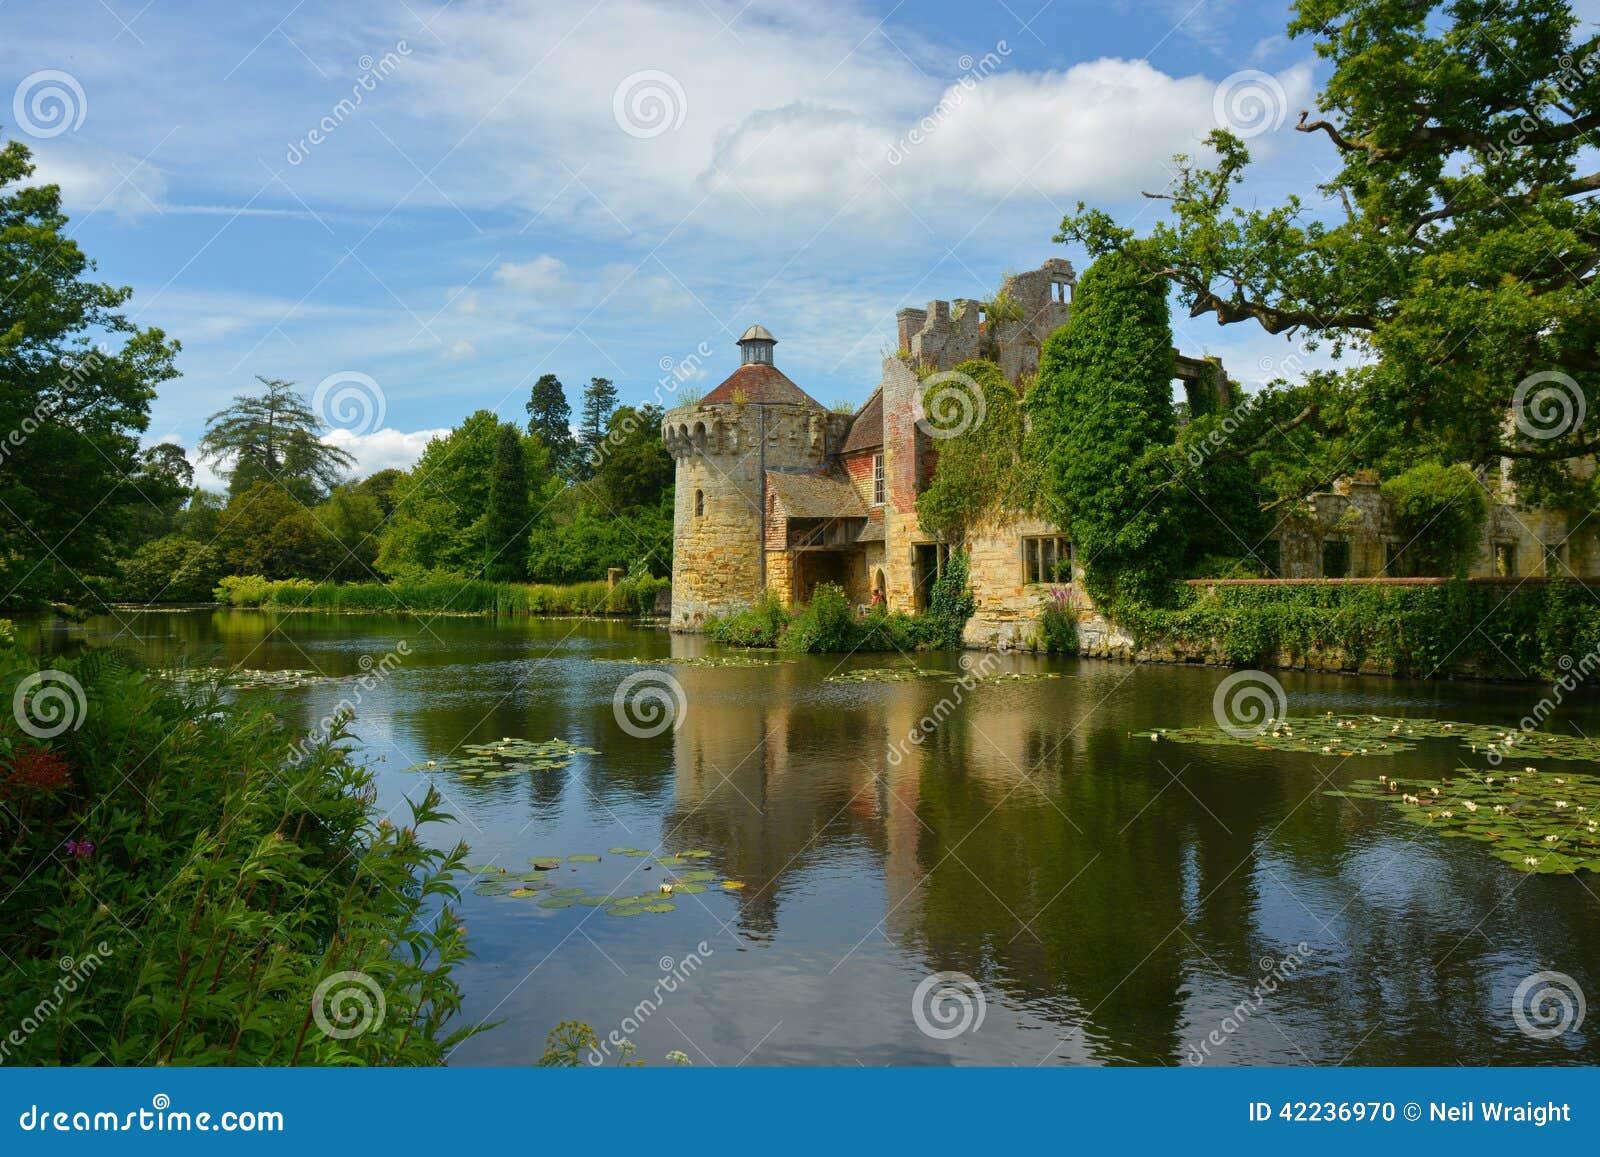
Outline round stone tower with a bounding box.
[661,326,841,630]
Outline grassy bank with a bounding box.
[214,573,670,617]
[0,622,482,1064]
[1116,579,1600,680]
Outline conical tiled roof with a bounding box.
[702,362,825,408]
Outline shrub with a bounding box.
[923,548,977,649]
[0,639,483,1064]
[118,536,224,602]
[780,583,856,653]
[707,591,791,647]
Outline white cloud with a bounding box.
[494,255,571,295]
[322,427,451,478]
[443,338,476,360]
[27,142,168,216]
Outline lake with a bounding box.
[29,609,1600,1066]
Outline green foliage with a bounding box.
[1029,253,1183,610]
[525,373,576,475]
[0,138,181,609]
[216,482,338,579]
[592,404,673,514]
[378,412,549,579]
[711,553,975,653]
[1038,587,1078,654]
[116,535,224,603]
[1121,579,1600,679]
[199,377,354,503]
[779,583,856,653]
[313,484,386,582]
[1380,462,1489,577]
[1060,0,1600,495]
[526,490,672,584]
[576,376,619,478]
[213,573,668,617]
[706,591,791,647]
[915,360,1039,540]
[484,422,531,582]
[924,547,977,650]
[0,637,483,1064]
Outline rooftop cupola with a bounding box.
[737,324,777,366]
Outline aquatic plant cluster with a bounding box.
[1138,711,1600,874]
[464,849,743,916]
[398,737,599,779]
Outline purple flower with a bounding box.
[63,839,95,860]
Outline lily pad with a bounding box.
[567,853,601,863]
[609,847,651,857]
[642,902,676,913]
[538,896,578,909]
[604,906,644,917]
[1329,766,1600,874]
[826,667,964,684]
[721,880,746,890]
[654,855,686,867]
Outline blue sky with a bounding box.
[6,0,1363,486]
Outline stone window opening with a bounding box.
[1322,539,1351,579]
[694,489,704,518]
[1051,279,1071,303]
[1546,542,1565,577]
[872,453,885,506]
[1494,542,1517,577]
[1022,535,1072,584]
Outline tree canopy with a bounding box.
[199,377,355,503]
[1061,0,1599,506]
[0,138,180,607]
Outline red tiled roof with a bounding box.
[840,388,883,453]
[702,362,824,408]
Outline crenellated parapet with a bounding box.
[896,258,1076,384]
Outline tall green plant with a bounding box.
[1029,252,1183,609]
[485,422,531,581]
[0,641,484,1064]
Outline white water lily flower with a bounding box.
[1545,834,1560,843]
[1555,801,1569,808]
[1524,856,1539,866]
[1463,801,1478,812]
[1494,805,1507,814]
[1440,810,1454,819]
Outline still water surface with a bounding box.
[32,609,1600,1066]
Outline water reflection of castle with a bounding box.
[659,651,1218,1063]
